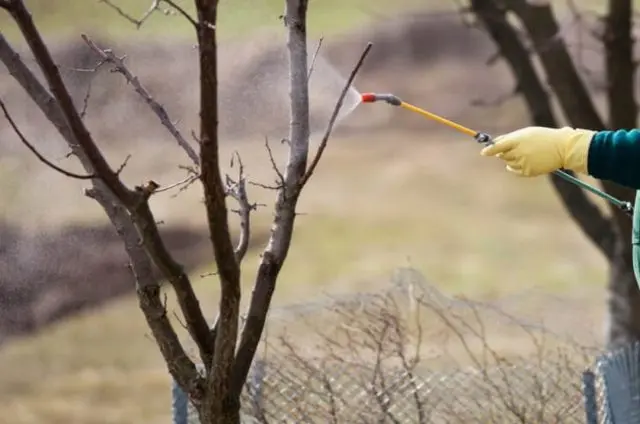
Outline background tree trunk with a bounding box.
[602,0,640,348]
[469,0,640,348]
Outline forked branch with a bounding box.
[3,0,213,392]
[0,23,204,397]
[231,0,372,395]
[81,34,199,166]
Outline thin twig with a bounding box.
[79,79,93,119]
[0,98,96,180]
[225,151,260,263]
[77,59,107,119]
[81,34,199,166]
[307,36,324,81]
[99,0,198,29]
[260,136,285,189]
[154,173,201,194]
[162,0,199,28]
[301,42,372,187]
[99,0,160,28]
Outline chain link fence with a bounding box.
[172,268,640,423]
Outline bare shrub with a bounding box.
[240,268,598,423]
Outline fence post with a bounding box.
[172,378,189,424]
[597,341,640,424]
[248,358,266,415]
[582,369,599,424]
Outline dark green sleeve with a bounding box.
[588,129,640,189]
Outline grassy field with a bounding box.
[1,0,430,41]
[0,124,610,423]
[0,1,617,423]
[1,0,620,41]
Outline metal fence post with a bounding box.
[582,369,599,424]
[248,358,266,416]
[597,342,640,424]
[172,378,189,424]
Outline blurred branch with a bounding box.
[470,0,616,259]
[99,0,198,29]
[602,0,637,233]
[508,0,635,232]
[0,24,204,398]
[507,0,603,129]
[0,98,96,180]
[81,34,199,166]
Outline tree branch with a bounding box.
[231,0,370,397]
[230,0,311,396]
[163,0,199,28]
[3,0,213,389]
[301,42,372,187]
[99,0,199,31]
[507,0,637,239]
[81,34,199,166]
[471,0,617,259]
[7,1,132,203]
[506,0,603,129]
[226,152,258,263]
[0,29,204,398]
[193,0,241,416]
[0,97,96,180]
[99,0,160,28]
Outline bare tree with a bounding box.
[0,0,371,422]
[467,0,640,349]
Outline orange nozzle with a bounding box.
[361,93,376,103]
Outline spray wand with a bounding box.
[360,93,634,217]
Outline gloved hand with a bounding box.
[480,126,596,176]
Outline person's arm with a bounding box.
[481,126,640,190]
[588,129,640,189]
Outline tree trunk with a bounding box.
[603,0,640,349]
[198,396,241,424]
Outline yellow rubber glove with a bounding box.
[480,126,596,176]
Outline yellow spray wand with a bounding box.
[360,93,634,216]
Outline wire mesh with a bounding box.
[171,267,640,423]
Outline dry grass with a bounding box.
[0,7,616,423]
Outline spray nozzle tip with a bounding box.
[360,93,402,106]
[361,93,377,103]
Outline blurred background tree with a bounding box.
[469,0,639,349]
